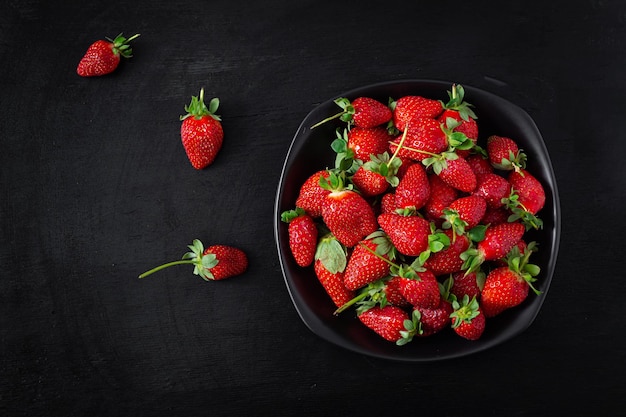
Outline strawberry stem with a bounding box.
[388,124,410,164]
[138,260,195,278]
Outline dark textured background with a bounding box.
[2,0,625,415]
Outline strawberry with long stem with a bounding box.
[139,239,248,281]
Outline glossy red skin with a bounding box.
[388,117,447,162]
[450,271,483,300]
[397,269,441,309]
[478,222,526,261]
[472,172,511,208]
[352,97,392,128]
[76,40,120,76]
[204,245,248,280]
[487,135,519,169]
[181,115,224,169]
[322,190,378,248]
[424,174,458,225]
[288,214,318,267]
[424,230,470,276]
[466,154,494,177]
[343,238,391,291]
[481,266,530,317]
[393,96,443,132]
[358,305,409,342]
[378,212,431,257]
[296,170,331,218]
[508,169,546,214]
[347,126,390,162]
[394,163,431,210]
[313,259,355,308]
[448,195,488,229]
[352,166,388,197]
[415,300,453,337]
[453,308,486,340]
[438,157,477,193]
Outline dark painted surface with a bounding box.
[2,1,625,415]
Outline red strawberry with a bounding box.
[415,299,453,337]
[380,192,398,214]
[138,239,248,281]
[481,242,541,317]
[442,195,487,237]
[466,154,494,178]
[311,96,392,129]
[462,221,526,273]
[77,33,140,77]
[334,275,409,316]
[320,172,378,247]
[396,267,441,309]
[472,172,511,208]
[449,270,485,300]
[313,259,355,308]
[424,174,458,225]
[435,156,477,193]
[486,135,527,172]
[391,95,444,132]
[378,212,431,256]
[439,84,478,140]
[343,232,393,291]
[281,208,318,267]
[423,229,470,276]
[480,206,510,226]
[504,169,546,230]
[295,170,331,218]
[180,88,224,169]
[347,126,391,162]
[450,295,485,340]
[394,163,431,211]
[352,165,389,197]
[358,305,411,343]
[388,117,448,162]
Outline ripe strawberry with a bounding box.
[180,88,224,169]
[343,232,394,291]
[472,172,511,208]
[423,229,470,276]
[415,299,453,337]
[347,126,391,162]
[334,275,409,316]
[281,208,318,267]
[358,305,412,343]
[480,206,510,226]
[442,195,487,237]
[380,192,398,214]
[320,172,378,247]
[395,267,441,309]
[434,155,477,193]
[486,135,527,172]
[462,221,526,273]
[450,295,485,340]
[424,174,458,225]
[481,242,541,317]
[77,33,140,77]
[394,163,431,211]
[439,84,478,139]
[504,169,546,230]
[311,96,392,129]
[313,259,355,308]
[138,239,248,281]
[466,154,493,178]
[351,152,402,197]
[295,170,331,218]
[391,95,443,132]
[388,117,448,162]
[378,212,431,256]
[449,270,485,300]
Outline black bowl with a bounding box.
[274,79,561,361]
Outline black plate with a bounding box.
[274,79,561,361]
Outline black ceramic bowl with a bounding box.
[274,79,561,361]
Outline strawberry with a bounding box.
[480,241,541,317]
[415,299,453,337]
[334,276,409,316]
[395,266,441,309]
[180,88,224,169]
[358,305,414,344]
[295,170,331,218]
[343,232,394,291]
[138,239,248,281]
[450,295,485,340]
[313,259,355,308]
[311,96,392,129]
[351,152,402,197]
[347,126,392,162]
[503,169,546,230]
[466,154,493,178]
[424,174,458,225]
[427,154,477,193]
[442,195,487,238]
[486,135,527,172]
[77,33,140,77]
[423,229,470,276]
[439,84,478,139]
[461,221,526,273]
[281,208,318,267]
[388,117,448,162]
[472,172,511,208]
[380,192,398,214]
[391,95,444,132]
[394,163,431,211]
[480,206,510,226]
[377,212,432,256]
[449,270,485,300]
[320,172,378,247]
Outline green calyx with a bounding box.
[506,241,542,295]
[495,149,527,172]
[330,128,358,172]
[450,294,480,327]
[319,169,351,192]
[502,188,543,230]
[336,278,391,316]
[138,239,218,281]
[180,88,221,121]
[362,152,403,187]
[443,84,477,121]
[397,309,422,346]
[310,97,355,129]
[106,33,140,58]
[417,223,451,266]
[280,207,306,223]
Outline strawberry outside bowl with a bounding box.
[273,79,561,362]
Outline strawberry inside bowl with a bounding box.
[274,79,561,361]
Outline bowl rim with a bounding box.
[274,79,561,361]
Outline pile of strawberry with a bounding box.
[281,84,546,345]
